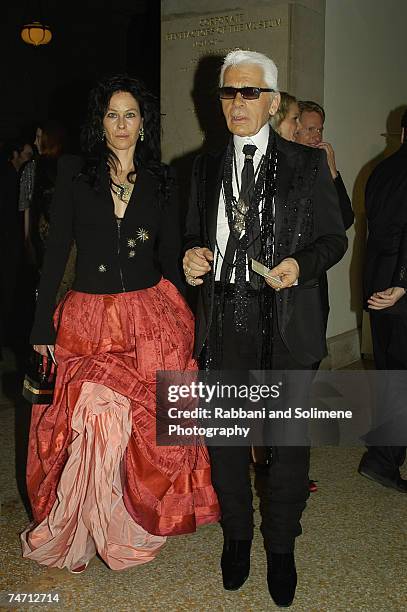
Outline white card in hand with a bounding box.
[251,259,284,286]
[47,345,57,365]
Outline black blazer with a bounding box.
[364,143,407,314]
[31,155,182,344]
[184,130,347,366]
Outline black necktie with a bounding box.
[242,145,262,289]
[240,143,257,207]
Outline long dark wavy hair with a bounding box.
[80,74,169,197]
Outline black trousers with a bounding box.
[207,294,310,553]
[363,312,407,475]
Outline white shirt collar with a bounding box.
[233,122,270,158]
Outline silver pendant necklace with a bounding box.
[232,150,262,234]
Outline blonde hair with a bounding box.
[270,92,297,134]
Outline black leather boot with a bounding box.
[267,551,297,607]
[221,539,252,590]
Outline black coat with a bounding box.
[184,130,347,366]
[364,142,407,312]
[31,155,182,344]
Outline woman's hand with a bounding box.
[183,247,213,286]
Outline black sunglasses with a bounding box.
[219,86,275,100]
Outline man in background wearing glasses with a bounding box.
[183,49,347,607]
[296,100,353,227]
[296,100,354,333]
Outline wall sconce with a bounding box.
[21,21,52,46]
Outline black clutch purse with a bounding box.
[22,351,56,405]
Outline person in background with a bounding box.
[296,100,354,233]
[360,108,407,493]
[19,126,42,243]
[29,121,67,269]
[19,121,77,303]
[21,74,219,573]
[295,101,354,492]
[270,91,300,141]
[296,101,354,329]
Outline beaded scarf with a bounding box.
[204,128,279,370]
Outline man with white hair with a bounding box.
[183,50,347,607]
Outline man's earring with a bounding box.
[139,127,144,142]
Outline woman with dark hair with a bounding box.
[21,75,219,572]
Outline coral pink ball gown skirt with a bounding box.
[21,279,219,571]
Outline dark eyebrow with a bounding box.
[106,107,139,112]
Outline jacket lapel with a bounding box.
[274,135,299,256]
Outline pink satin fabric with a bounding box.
[23,279,220,569]
[21,382,166,570]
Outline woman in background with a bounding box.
[270,91,300,141]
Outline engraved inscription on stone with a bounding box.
[161,6,290,163]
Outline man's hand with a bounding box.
[183,247,213,286]
[367,287,406,310]
[317,142,338,179]
[265,257,299,290]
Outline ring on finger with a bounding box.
[185,266,191,276]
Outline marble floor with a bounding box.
[1,350,406,612]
